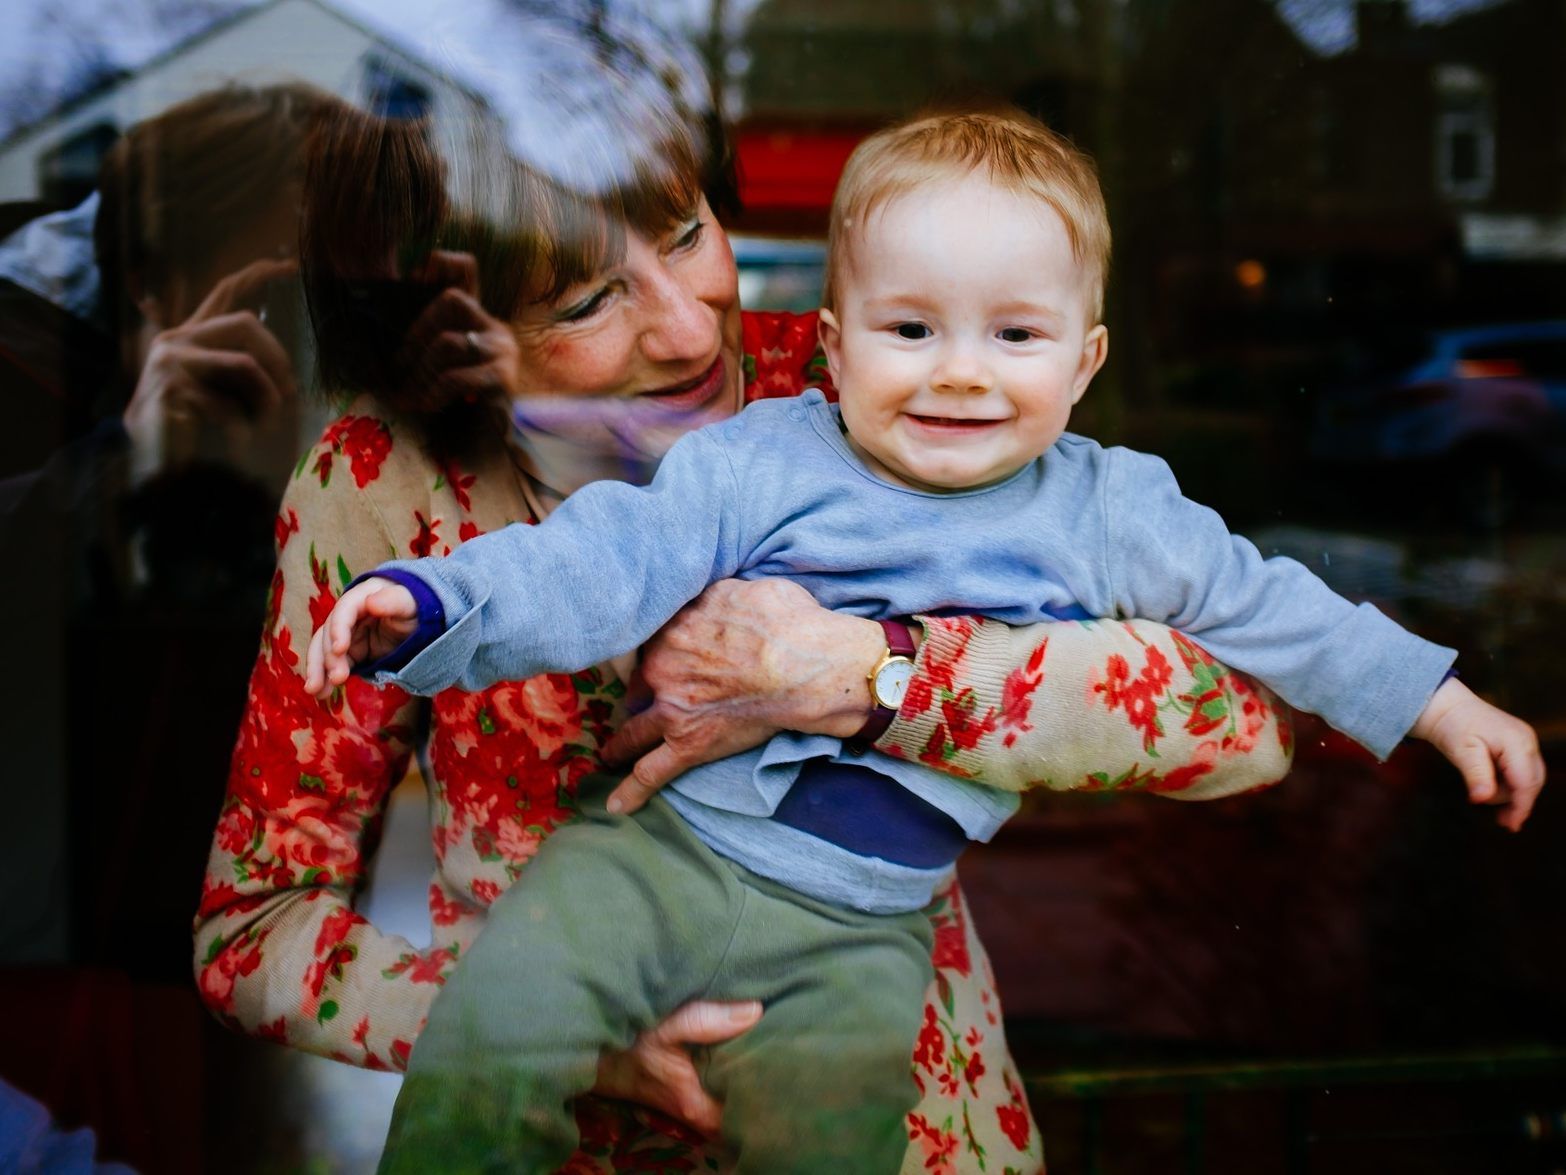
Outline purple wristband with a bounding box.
[348,568,447,676]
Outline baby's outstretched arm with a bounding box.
[304,576,418,698]
[1410,677,1546,831]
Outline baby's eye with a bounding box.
[998,327,1035,343]
[894,323,931,340]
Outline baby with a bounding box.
[308,109,1544,1173]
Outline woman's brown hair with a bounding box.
[299,77,735,461]
[94,82,338,329]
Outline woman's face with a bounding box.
[507,195,743,463]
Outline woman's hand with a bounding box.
[303,576,419,697]
[394,250,520,408]
[593,999,763,1136]
[124,257,299,481]
[602,578,887,813]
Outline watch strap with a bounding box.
[879,617,917,661]
[848,618,916,750]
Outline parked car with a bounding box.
[1308,321,1566,526]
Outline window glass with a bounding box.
[0,2,1560,1171]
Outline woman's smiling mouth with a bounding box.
[640,357,728,412]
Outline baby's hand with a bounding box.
[1410,677,1546,831]
[304,576,419,699]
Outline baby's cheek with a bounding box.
[835,389,878,440]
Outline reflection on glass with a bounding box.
[0,1,1559,1171]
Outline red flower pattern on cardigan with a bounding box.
[902,614,1292,803]
[316,414,392,488]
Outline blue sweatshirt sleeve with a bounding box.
[1102,447,1455,760]
[369,427,745,696]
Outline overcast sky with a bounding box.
[0,0,1507,143]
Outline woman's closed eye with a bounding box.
[665,215,706,254]
[557,284,615,323]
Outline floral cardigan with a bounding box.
[193,310,1292,1175]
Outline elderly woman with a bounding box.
[192,57,1290,1174]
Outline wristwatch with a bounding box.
[848,619,917,751]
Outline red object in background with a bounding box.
[733,123,872,234]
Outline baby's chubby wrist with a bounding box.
[1410,675,1471,743]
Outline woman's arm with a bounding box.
[888,614,1292,798]
[604,583,1292,810]
[192,419,450,1070]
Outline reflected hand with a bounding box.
[124,257,299,476]
[601,578,885,814]
[394,250,520,409]
[594,999,762,1136]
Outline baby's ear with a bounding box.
[817,307,843,384]
[1072,324,1109,404]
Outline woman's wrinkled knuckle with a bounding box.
[668,712,706,742]
[762,577,805,606]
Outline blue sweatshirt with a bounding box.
[373,390,1454,913]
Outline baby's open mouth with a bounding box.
[909,414,1001,428]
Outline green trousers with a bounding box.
[380,781,935,1175]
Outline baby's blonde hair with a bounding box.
[824,107,1111,320]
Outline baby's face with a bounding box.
[820,174,1107,493]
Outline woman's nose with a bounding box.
[640,268,715,365]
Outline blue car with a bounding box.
[1309,321,1566,524]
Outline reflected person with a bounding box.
[0,83,337,968]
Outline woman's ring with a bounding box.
[465,330,483,363]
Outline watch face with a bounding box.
[875,658,917,708]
